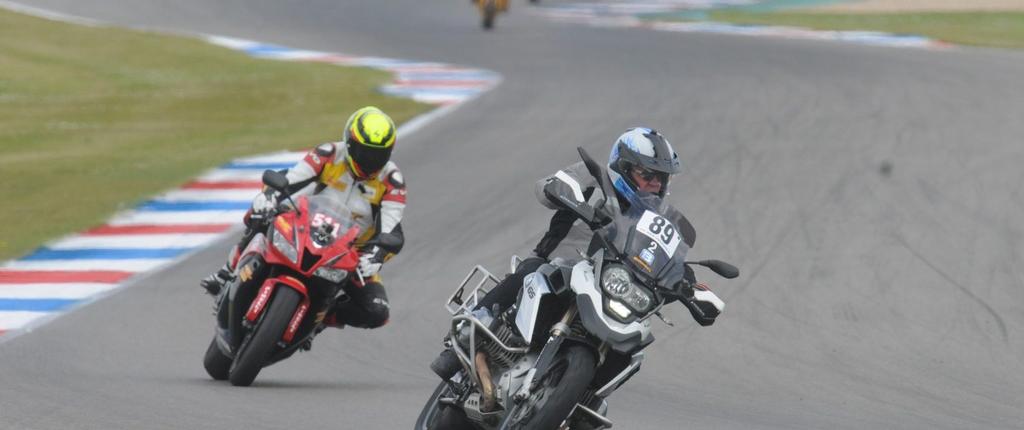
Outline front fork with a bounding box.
[514,303,579,401]
[244,275,311,344]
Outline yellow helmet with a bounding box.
[344,106,396,178]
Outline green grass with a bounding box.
[705,11,1024,49]
[0,8,431,260]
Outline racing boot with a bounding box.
[320,293,359,330]
[430,348,462,381]
[199,263,233,295]
[322,311,346,330]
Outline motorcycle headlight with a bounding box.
[601,265,653,313]
[314,266,348,283]
[607,299,632,319]
[271,227,298,263]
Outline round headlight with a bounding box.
[601,266,632,296]
[601,264,654,314]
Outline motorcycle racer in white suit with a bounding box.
[201,106,407,329]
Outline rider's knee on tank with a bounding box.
[507,255,546,291]
[475,256,545,312]
[356,280,391,328]
[513,255,546,274]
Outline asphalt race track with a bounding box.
[2,1,1023,429]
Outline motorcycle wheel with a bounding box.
[482,0,497,30]
[498,344,596,430]
[203,337,231,380]
[228,287,302,386]
[415,381,475,430]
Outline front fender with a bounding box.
[245,275,312,344]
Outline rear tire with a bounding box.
[203,337,231,380]
[482,0,497,29]
[228,287,302,386]
[499,344,596,430]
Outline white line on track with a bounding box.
[46,234,223,250]
[0,283,119,299]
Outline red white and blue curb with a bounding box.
[0,3,501,342]
[0,151,304,340]
[534,1,951,50]
[204,36,501,106]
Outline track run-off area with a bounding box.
[2,1,1023,429]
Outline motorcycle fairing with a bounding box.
[263,197,362,276]
[515,272,553,344]
[569,260,652,354]
[237,233,268,272]
[603,201,691,290]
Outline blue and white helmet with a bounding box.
[608,127,681,201]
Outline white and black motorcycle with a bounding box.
[415,148,738,430]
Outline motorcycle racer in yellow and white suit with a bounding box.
[200,106,406,329]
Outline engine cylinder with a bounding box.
[483,323,522,368]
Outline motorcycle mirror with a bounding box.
[690,259,740,279]
[362,232,402,254]
[578,147,601,177]
[577,147,613,199]
[262,170,289,193]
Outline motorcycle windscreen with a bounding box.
[305,194,357,248]
[604,194,689,287]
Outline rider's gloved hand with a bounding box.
[249,189,279,221]
[357,246,384,278]
[677,279,696,300]
[662,279,694,302]
[587,206,613,229]
[679,282,721,327]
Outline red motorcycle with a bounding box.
[202,170,400,386]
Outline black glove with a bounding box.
[681,283,721,327]
[588,206,613,228]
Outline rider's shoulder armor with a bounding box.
[535,161,599,210]
[302,142,339,176]
[378,162,407,204]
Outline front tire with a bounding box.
[203,337,231,380]
[416,381,475,430]
[499,344,596,430]
[228,287,302,386]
